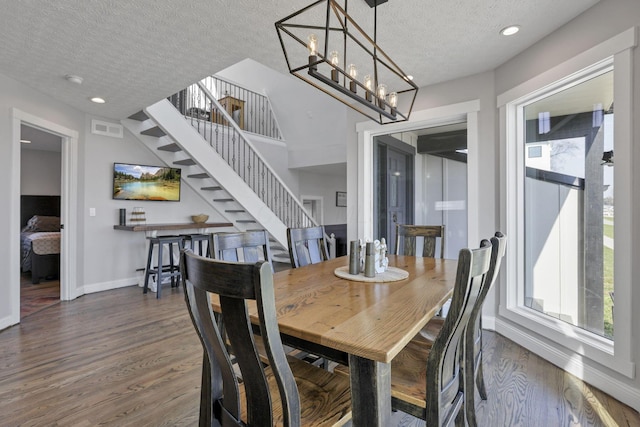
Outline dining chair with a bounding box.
[210,230,274,272]
[407,232,506,427]
[287,225,331,268]
[463,231,507,426]
[394,224,445,258]
[180,249,352,426]
[389,239,493,426]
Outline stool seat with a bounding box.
[181,233,210,257]
[144,235,185,298]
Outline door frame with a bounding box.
[350,100,480,247]
[11,108,78,322]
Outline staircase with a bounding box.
[122,82,316,263]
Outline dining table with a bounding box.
[211,254,458,426]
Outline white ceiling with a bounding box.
[0,0,599,121]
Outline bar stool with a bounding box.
[143,235,185,299]
[181,233,210,257]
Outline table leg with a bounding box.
[348,354,391,426]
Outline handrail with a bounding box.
[200,75,284,141]
[179,82,317,230]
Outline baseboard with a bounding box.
[481,315,496,331]
[80,277,139,296]
[495,317,640,412]
[0,315,18,332]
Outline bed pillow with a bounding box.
[22,215,61,232]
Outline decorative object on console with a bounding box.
[130,207,146,224]
[275,0,418,124]
[191,214,209,223]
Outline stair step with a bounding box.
[158,143,181,152]
[189,173,210,179]
[236,220,257,223]
[225,209,245,213]
[173,158,196,166]
[201,186,222,191]
[128,111,149,121]
[213,198,234,202]
[140,126,166,137]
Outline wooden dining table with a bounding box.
[211,254,458,426]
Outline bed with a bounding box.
[20,195,61,284]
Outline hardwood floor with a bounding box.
[20,273,60,318]
[0,285,637,426]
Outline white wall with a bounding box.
[0,71,227,328]
[491,0,640,408]
[298,170,347,225]
[20,149,61,196]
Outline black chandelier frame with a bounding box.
[275,0,418,124]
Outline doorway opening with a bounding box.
[19,125,62,317]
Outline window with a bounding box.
[523,70,613,339]
[498,28,635,379]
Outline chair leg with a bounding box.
[476,356,488,400]
[169,242,176,288]
[143,241,154,294]
[156,243,163,299]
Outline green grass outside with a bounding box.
[603,245,614,339]
[603,223,614,240]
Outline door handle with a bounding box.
[392,213,397,223]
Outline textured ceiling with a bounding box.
[0,0,599,120]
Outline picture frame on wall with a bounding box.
[336,191,347,207]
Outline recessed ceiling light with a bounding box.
[65,74,83,85]
[90,97,106,104]
[20,139,31,144]
[500,25,520,36]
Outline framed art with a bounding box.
[336,191,347,207]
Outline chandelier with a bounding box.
[275,0,418,125]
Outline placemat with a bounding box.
[334,265,409,282]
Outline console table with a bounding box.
[113,222,232,232]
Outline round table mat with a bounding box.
[334,265,409,282]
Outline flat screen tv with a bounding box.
[113,162,181,201]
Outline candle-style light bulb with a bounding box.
[329,50,339,67]
[348,64,358,92]
[389,92,398,108]
[308,34,318,56]
[364,74,373,101]
[329,51,339,82]
[377,84,387,110]
[389,91,398,116]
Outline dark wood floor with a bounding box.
[20,273,60,318]
[1,284,638,426]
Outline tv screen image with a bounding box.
[113,163,181,201]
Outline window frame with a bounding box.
[497,28,636,378]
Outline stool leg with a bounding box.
[156,242,163,299]
[143,241,154,294]
[169,242,176,288]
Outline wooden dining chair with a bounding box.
[210,230,274,272]
[407,232,506,427]
[389,239,493,426]
[287,226,330,268]
[395,224,445,258]
[463,231,507,426]
[180,250,352,426]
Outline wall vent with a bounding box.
[91,119,123,138]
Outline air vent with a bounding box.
[91,119,123,138]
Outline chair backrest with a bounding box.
[395,224,444,258]
[180,250,301,426]
[425,239,492,426]
[286,226,330,268]
[210,230,274,272]
[466,232,507,367]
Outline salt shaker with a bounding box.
[349,241,360,275]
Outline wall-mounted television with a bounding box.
[113,162,181,201]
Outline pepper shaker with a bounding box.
[349,241,360,275]
[364,242,376,278]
